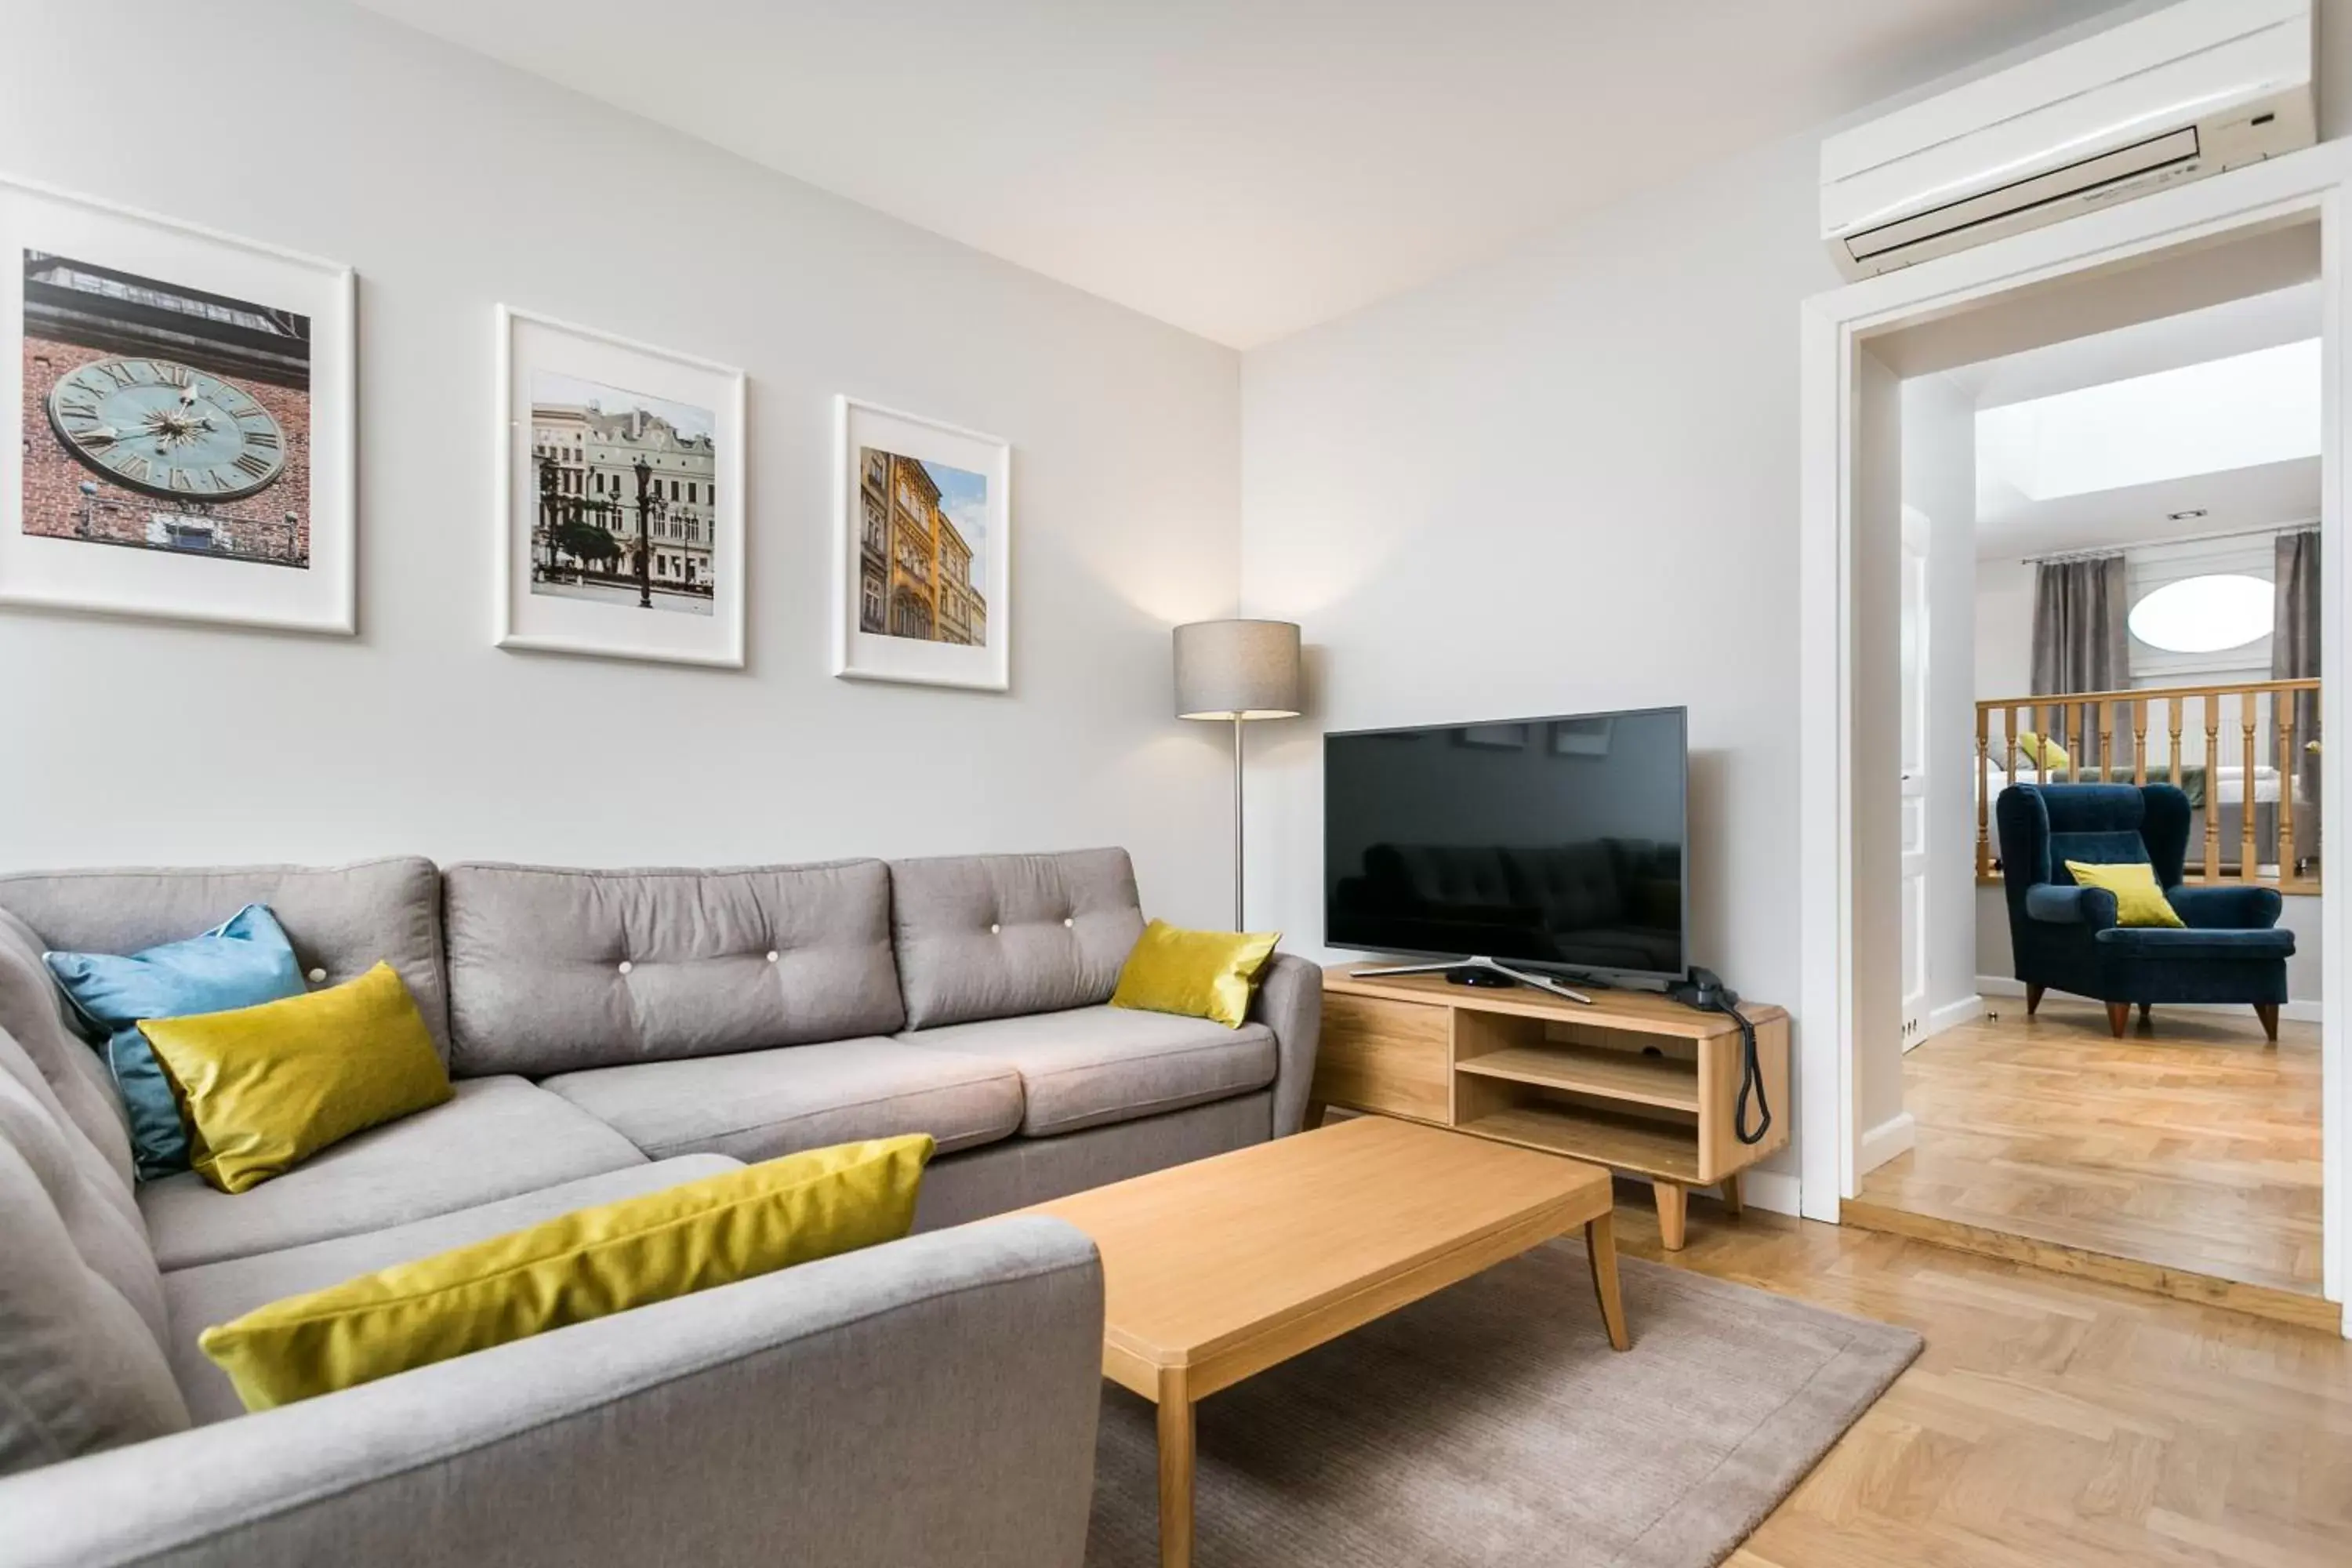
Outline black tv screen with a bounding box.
[1323,707,1687,980]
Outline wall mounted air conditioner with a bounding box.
[1820,0,2314,281]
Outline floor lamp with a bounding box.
[1174,619,1301,931]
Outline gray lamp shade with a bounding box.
[1174,619,1301,720]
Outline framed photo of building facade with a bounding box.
[496,306,746,668]
[1,177,356,633]
[833,396,1010,691]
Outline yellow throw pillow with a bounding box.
[2063,860,2186,929]
[138,961,452,1194]
[200,1134,933,1411]
[2015,731,2071,771]
[1109,919,1280,1029]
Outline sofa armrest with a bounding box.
[1252,951,1324,1137]
[2167,884,2284,929]
[0,1217,1104,1568]
[2025,884,2117,931]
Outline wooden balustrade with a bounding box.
[1973,679,2320,895]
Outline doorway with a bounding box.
[1860,258,2328,1320]
[1797,149,2350,1338]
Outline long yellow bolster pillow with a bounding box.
[201,1133,935,1410]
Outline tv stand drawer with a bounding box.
[1313,993,1450,1123]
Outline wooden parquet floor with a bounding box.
[1610,1195,2352,1568]
[1854,997,2322,1298]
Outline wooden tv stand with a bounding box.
[1305,966,1791,1249]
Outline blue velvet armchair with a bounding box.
[1994,783,2292,1040]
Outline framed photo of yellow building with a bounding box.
[495,305,745,667]
[833,395,1010,691]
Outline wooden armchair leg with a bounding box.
[2137,1001,2151,1024]
[2254,1003,2280,1044]
[2103,1001,2131,1037]
[2025,983,2045,1016]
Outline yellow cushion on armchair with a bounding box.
[2064,861,2186,928]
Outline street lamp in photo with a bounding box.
[633,456,654,609]
[535,455,560,580]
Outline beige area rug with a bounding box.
[1085,1236,1921,1568]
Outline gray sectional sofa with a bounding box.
[0,848,1322,1568]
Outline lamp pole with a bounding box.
[633,456,653,609]
[1232,714,1247,931]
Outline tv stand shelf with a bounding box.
[1308,967,1790,1249]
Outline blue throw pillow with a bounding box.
[45,905,307,1181]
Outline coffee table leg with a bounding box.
[1156,1366,1196,1568]
[1586,1211,1631,1351]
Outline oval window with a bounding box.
[2127,574,2274,654]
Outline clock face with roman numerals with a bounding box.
[45,356,289,502]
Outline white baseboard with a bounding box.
[1733,1168,1801,1216]
[1858,1111,1915,1175]
[1914,994,1983,1050]
[1975,975,2321,1025]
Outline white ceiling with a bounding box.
[1958,285,2324,561]
[355,0,2129,348]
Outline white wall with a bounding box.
[0,1,1244,925]
[1238,131,1839,1199]
[1975,557,2037,703]
[1903,375,1981,1036]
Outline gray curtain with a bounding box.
[2029,554,2129,767]
[2274,528,2320,867]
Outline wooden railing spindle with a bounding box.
[2205,695,2223,880]
[2278,694,2297,881]
[1976,705,1991,880]
[2240,696,2259,882]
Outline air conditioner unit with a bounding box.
[1820,0,2314,281]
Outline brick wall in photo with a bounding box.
[20,333,314,567]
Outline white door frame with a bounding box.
[1798,139,2350,1335]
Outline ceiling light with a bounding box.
[2167,508,2208,521]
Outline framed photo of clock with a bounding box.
[0,176,356,634]
[497,306,746,668]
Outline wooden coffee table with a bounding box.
[1028,1113,1625,1568]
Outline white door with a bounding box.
[1898,507,1930,1049]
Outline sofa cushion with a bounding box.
[0,858,452,1062]
[138,1076,645,1272]
[902,1005,1276,1137]
[0,1029,165,1345]
[444,860,906,1079]
[0,1034,190,1475]
[890,848,1145,1029]
[160,1155,741,1425]
[542,1039,1023,1162]
[0,907,133,1186]
[46,904,311,1181]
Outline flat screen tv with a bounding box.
[1323,706,1687,982]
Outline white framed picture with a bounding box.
[1,176,356,634]
[496,305,745,668]
[833,395,1010,691]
